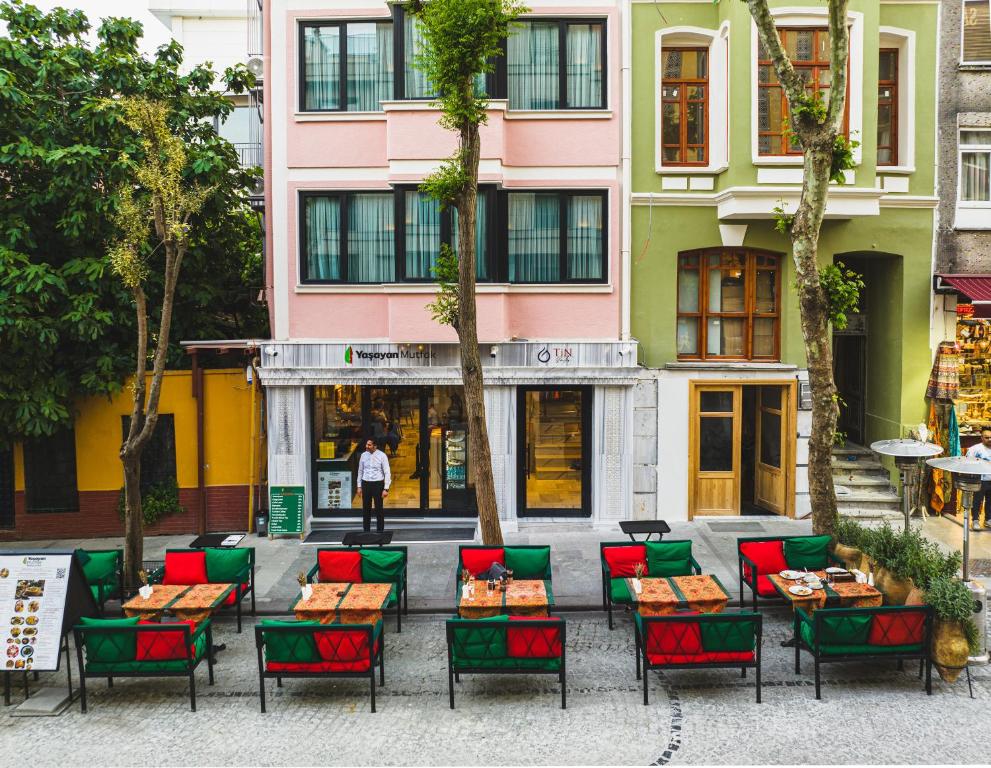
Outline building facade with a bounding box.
[259,0,642,534]
[630,0,939,520]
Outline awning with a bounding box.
[935,274,991,304]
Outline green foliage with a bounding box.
[926,577,981,653]
[419,157,470,209]
[427,244,460,327]
[772,202,793,235]
[835,519,963,589]
[0,0,267,446]
[791,90,828,127]
[829,134,859,184]
[819,261,864,330]
[117,478,184,528]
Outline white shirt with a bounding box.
[357,449,391,490]
[966,441,991,482]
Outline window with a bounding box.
[877,49,898,166]
[507,19,605,110]
[396,8,488,100]
[300,188,605,285]
[676,249,781,360]
[758,28,848,155]
[961,130,991,202]
[23,427,78,513]
[121,415,177,492]
[963,0,991,64]
[661,48,708,165]
[300,21,394,112]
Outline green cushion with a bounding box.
[610,577,633,603]
[451,616,509,663]
[799,622,921,655]
[504,547,551,580]
[86,635,207,673]
[700,620,757,653]
[800,613,872,649]
[204,548,250,583]
[360,549,405,583]
[646,541,693,577]
[260,620,321,663]
[453,656,561,671]
[783,535,831,570]
[80,551,118,583]
[79,616,140,663]
[88,583,119,604]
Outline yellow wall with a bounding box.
[14,369,259,492]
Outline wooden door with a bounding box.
[755,385,788,515]
[690,386,741,517]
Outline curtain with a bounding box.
[566,24,603,108]
[304,26,340,110]
[405,191,441,279]
[962,151,990,202]
[348,194,395,282]
[404,15,433,98]
[508,193,559,282]
[508,22,559,110]
[305,196,340,280]
[451,193,488,280]
[347,22,393,112]
[567,195,603,279]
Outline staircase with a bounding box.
[831,443,904,525]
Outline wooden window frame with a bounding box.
[660,47,708,166]
[962,0,991,65]
[676,248,782,361]
[877,48,898,167]
[757,27,850,157]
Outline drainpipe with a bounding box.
[247,354,261,533]
[620,0,633,341]
[191,349,207,536]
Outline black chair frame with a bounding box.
[737,535,842,610]
[306,545,409,632]
[78,548,125,616]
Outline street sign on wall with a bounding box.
[268,485,305,538]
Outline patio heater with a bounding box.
[925,455,989,664]
[870,439,943,532]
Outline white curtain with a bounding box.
[404,15,433,98]
[962,151,991,202]
[451,194,489,280]
[567,195,603,279]
[304,26,340,110]
[347,22,393,111]
[566,24,603,108]
[405,191,441,279]
[508,193,560,282]
[508,22,559,110]
[305,196,340,280]
[348,194,395,282]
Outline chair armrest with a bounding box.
[306,563,319,584]
[147,567,164,585]
[690,556,702,575]
[231,565,252,586]
[795,607,814,630]
[738,553,758,584]
[189,618,212,644]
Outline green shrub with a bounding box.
[925,577,981,654]
[117,478,184,527]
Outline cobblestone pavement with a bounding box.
[2,611,988,766]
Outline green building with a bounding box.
[629,0,938,521]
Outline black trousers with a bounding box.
[362,480,386,532]
[971,480,991,525]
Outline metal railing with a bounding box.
[247,0,264,58]
[234,142,263,169]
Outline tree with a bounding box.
[410,0,526,545]
[742,0,860,537]
[0,0,266,449]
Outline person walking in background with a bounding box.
[356,437,391,532]
[965,426,991,531]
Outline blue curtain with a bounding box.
[451,193,489,280]
[566,24,603,108]
[304,26,340,110]
[567,195,603,279]
[347,22,393,111]
[405,191,441,279]
[508,193,560,282]
[508,22,559,110]
[305,196,341,280]
[348,194,395,282]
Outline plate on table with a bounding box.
[825,567,848,574]
[779,570,805,580]
[789,585,814,596]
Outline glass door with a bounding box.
[755,385,788,515]
[518,387,591,517]
[690,385,741,517]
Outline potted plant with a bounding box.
[833,518,867,569]
[137,569,153,600]
[925,576,980,683]
[632,562,645,594]
[298,571,313,601]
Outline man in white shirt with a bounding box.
[356,437,391,532]
[965,426,991,530]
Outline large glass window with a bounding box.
[23,427,78,514]
[661,48,708,165]
[507,19,605,110]
[507,192,605,282]
[301,21,393,112]
[677,249,781,360]
[963,0,991,63]
[302,192,394,283]
[961,130,991,203]
[877,49,898,166]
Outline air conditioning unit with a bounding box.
[247,57,264,79]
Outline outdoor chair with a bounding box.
[737,535,842,609]
[75,548,124,616]
[454,544,552,599]
[306,546,408,632]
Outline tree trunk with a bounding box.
[455,122,502,545]
[121,450,144,588]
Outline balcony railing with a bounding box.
[234,142,263,169]
[247,0,263,58]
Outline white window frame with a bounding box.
[961,0,991,66]
[877,27,916,174]
[655,23,730,175]
[749,8,864,167]
[956,128,991,230]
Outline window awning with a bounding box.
[935,274,991,304]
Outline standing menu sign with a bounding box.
[269,485,305,537]
[0,553,74,672]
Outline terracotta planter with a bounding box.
[856,553,873,574]
[932,619,970,683]
[875,568,915,606]
[905,587,926,606]
[833,544,862,570]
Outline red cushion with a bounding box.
[460,548,505,577]
[739,541,788,580]
[645,614,703,656]
[507,617,563,658]
[136,621,198,661]
[162,551,208,586]
[868,612,926,646]
[266,660,372,673]
[222,582,250,606]
[602,545,647,578]
[755,575,780,597]
[647,650,755,665]
[318,551,363,583]
[313,629,378,670]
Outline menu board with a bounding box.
[0,554,73,672]
[269,485,305,536]
[317,470,352,510]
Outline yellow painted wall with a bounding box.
[13,369,259,492]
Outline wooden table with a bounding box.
[627,575,730,616]
[458,579,554,619]
[170,583,236,624]
[767,571,883,614]
[293,582,393,625]
[122,585,190,621]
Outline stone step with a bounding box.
[831,474,892,487]
[831,457,887,473]
[831,443,874,458]
[838,508,906,524]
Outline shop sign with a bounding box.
[957,304,975,317]
[534,345,576,366]
[0,553,73,671]
[344,345,438,366]
[269,485,305,537]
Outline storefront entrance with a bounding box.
[311,385,474,517]
[688,381,796,518]
[517,387,592,517]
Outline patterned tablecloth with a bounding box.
[122,584,190,621]
[170,583,236,624]
[293,582,393,625]
[458,579,553,619]
[767,571,883,613]
[627,575,730,616]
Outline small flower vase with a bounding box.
[139,585,153,600]
[867,571,875,587]
[462,584,472,601]
[631,578,642,594]
[301,584,313,601]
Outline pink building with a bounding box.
[259,1,642,534]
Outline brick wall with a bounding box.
[0,485,252,541]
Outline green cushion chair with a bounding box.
[76,549,123,615]
[307,546,408,632]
